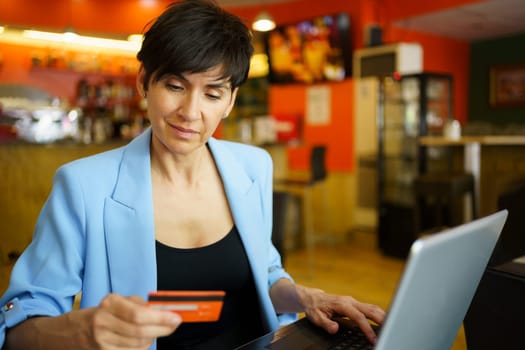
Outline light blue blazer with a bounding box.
[0,128,296,348]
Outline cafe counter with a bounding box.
[0,140,126,261]
[419,135,525,217]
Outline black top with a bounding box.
[155,225,264,349]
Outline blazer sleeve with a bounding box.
[260,150,297,326]
[0,165,86,346]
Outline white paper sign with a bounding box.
[306,86,331,125]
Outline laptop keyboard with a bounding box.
[327,326,374,350]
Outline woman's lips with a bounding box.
[170,123,198,139]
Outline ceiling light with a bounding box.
[127,34,143,43]
[23,30,65,42]
[0,27,139,57]
[252,11,276,32]
[63,28,78,43]
[21,29,140,52]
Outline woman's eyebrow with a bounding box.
[174,73,188,82]
[206,81,231,90]
[170,72,231,90]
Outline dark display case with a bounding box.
[377,72,453,258]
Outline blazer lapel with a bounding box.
[208,139,268,293]
[104,129,157,298]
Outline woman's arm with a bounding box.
[5,310,97,350]
[269,278,385,344]
[3,294,181,350]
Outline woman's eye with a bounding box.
[166,83,183,91]
[206,93,221,100]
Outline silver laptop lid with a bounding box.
[376,210,508,350]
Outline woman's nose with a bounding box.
[179,92,200,121]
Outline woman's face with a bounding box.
[137,65,238,156]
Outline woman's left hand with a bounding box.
[295,285,385,345]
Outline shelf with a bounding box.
[76,97,138,109]
[30,66,136,80]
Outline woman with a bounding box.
[0,1,384,349]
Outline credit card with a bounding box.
[148,290,225,323]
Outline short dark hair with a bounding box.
[137,0,254,91]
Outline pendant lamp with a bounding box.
[252,11,276,32]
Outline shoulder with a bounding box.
[209,138,272,171]
[58,128,151,179]
[57,145,125,178]
[210,137,269,158]
[58,127,151,176]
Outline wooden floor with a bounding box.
[0,234,466,349]
[284,232,467,350]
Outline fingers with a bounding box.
[105,294,180,325]
[307,309,340,334]
[334,298,385,343]
[357,301,386,326]
[92,294,182,349]
[349,313,379,345]
[303,291,385,345]
[325,320,340,334]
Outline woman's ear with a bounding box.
[136,65,147,98]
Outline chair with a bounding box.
[274,145,327,250]
[272,191,290,265]
[414,172,477,235]
[488,182,525,266]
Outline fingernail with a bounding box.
[170,314,182,326]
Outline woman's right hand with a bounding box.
[4,293,182,350]
[84,293,182,349]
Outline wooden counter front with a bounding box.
[0,141,125,261]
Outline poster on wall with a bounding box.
[265,13,352,84]
[489,63,525,108]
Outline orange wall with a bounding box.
[269,81,354,172]
[0,0,164,36]
[0,0,478,172]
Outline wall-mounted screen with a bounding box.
[265,13,352,84]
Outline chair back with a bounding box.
[489,183,525,266]
[310,145,327,183]
[272,191,290,263]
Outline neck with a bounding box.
[150,139,211,188]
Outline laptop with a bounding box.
[236,210,508,350]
